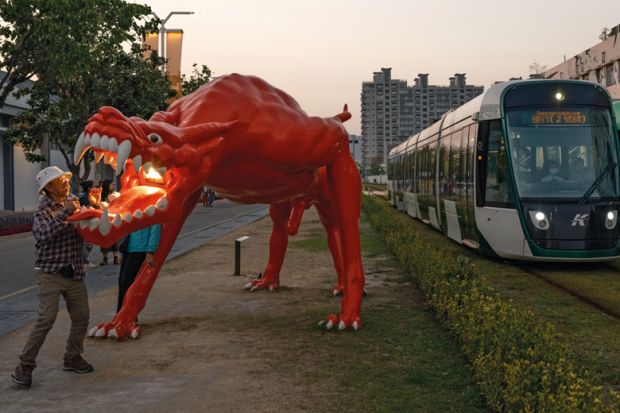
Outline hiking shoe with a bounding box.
[63,355,94,374]
[11,363,33,387]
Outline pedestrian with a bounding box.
[207,188,216,207]
[99,179,119,265]
[76,180,97,268]
[11,166,94,388]
[201,185,209,207]
[117,224,161,315]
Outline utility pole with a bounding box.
[151,11,194,73]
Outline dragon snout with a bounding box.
[98,106,127,121]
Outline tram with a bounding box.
[387,80,620,261]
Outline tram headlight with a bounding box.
[529,211,550,230]
[605,210,617,229]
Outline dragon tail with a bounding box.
[334,104,351,123]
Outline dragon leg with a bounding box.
[90,191,201,339]
[324,152,365,330]
[246,202,293,292]
[315,202,345,296]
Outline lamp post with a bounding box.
[151,11,194,73]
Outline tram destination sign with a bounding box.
[531,111,586,125]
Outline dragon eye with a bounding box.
[148,133,163,145]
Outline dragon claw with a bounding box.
[130,326,141,339]
[244,277,279,292]
[320,314,361,331]
[88,320,139,340]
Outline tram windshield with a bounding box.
[506,106,619,200]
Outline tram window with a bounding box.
[506,106,619,199]
[439,134,450,196]
[483,121,514,208]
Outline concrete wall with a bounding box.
[12,145,42,211]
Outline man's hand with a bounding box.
[88,187,102,208]
[64,197,79,214]
[145,253,157,268]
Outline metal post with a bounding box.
[234,236,250,275]
[151,11,194,74]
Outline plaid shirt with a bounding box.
[33,194,85,280]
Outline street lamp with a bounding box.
[151,11,194,73]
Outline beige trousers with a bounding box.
[19,272,89,368]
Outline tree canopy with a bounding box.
[181,63,212,96]
[0,0,175,182]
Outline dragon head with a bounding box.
[69,106,234,246]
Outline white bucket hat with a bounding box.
[36,166,72,193]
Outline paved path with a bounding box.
[0,200,268,337]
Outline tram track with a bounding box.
[514,262,620,321]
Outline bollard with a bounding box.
[234,236,250,275]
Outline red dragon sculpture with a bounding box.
[69,74,364,339]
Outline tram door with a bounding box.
[475,120,523,257]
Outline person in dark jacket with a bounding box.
[117,225,161,313]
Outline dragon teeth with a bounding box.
[155,197,168,210]
[88,217,100,231]
[132,155,142,173]
[90,133,100,148]
[112,214,122,227]
[116,140,132,176]
[133,209,143,219]
[100,135,110,151]
[144,205,156,216]
[108,137,118,152]
[99,208,111,235]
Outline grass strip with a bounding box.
[363,195,620,412]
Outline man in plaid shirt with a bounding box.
[12,166,94,388]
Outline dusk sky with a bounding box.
[143,0,620,135]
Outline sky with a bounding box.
[141,0,620,135]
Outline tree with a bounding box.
[0,0,174,185]
[181,63,212,96]
[529,61,547,79]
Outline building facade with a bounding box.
[544,24,620,99]
[0,73,105,212]
[348,134,363,166]
[361,68,483,170]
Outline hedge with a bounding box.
[0,223,32,236]
[362,195,620,412]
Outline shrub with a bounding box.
[362,195,620,412]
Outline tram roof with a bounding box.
[389,79,604,158]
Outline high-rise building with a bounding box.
[361,68,411,170]
[361,68,483,170]
[412,73,483,135]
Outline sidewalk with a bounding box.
[0,208,484,413]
